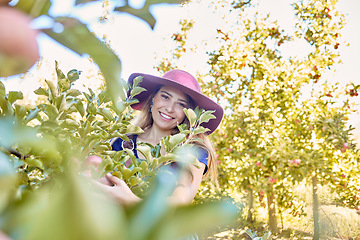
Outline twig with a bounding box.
[6,147,29,160]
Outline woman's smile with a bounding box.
[159,111,174,121]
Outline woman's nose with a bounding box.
[166,102,175,112]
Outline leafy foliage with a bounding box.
[0,64,239,239]
[0,0,241,239]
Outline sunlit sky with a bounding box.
[2,0,360,120]
[3,0,359,89]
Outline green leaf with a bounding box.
[75,0,98,5]
[13,0,51,18]
[130,86,147,98]
[75,100,85,117]
[45,80,57,99]
[198,110,216,124]
[66,89,82,97]
[94,144,109,152]
[67,69,82,82]
[14,104,27,120]
[157,153,176,164]
[128,170,177,240]
[25,108,41,123]
[8,90,23,104]
[10,173,126,240]
[108,132,125,139]
[97,108,114,121]
[154,200,239,239]
[25,157,44,169]
[132,76,143,87]
[139,160,149,175]
[114,0,184,29]
[193,126,210,135]
[172,145,201,167]
[0,152,16,213]
[0,120,16,148]
[61,119,80,129]
[34,87,49,97]
[183,108,197,128]
[43,17,127,112]
[151,144,161,158]
[114,5,156,29]
[83,92,92,102]
[0,81,5,97]
[98,90,112,105]
[55,60,66,80]
[122,167,133,181]
[177,123,190,133]
[163,133,186,153]
[131,167,143,176]
[55,94,67,112]
[125,125,144,135]
[44,104,59,120]
[0,152,14,176]
[129,176,142,187]
[0,96,14,116]
[137,144,153,162]
[40,120,59,131]
[87,102,97,115]
[124,148,138,166]
[58,78,71,92]
[88,88,96,99]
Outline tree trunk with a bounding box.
[267,190,278,234]
[247,187,254,223]
[312,175,320,240]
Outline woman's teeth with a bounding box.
[160,112,173,120]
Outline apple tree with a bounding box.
[154,0,359,238]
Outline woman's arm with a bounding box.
[166,163,205,205]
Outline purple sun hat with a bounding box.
[127,69,223,135]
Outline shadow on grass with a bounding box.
[199,226,314,240]
[198,204,360,239]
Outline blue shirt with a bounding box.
[111,135,209,174]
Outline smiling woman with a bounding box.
[93,69,224,208]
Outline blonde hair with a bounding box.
[133,87,218,183]
[188,133,218,183]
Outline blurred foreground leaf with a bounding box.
[4,173,126,240]
[126,168,240,240]
[114,0,184,29]
[0,152,16,214]
[43,17,127,112]
[14,0,51,18]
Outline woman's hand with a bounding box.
[82,155,103,178]
[90,162,205,207]
[94,173,141,206]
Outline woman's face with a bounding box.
[151,86,189,131]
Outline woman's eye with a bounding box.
[178,102,186,108]
[161,94,169,99]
